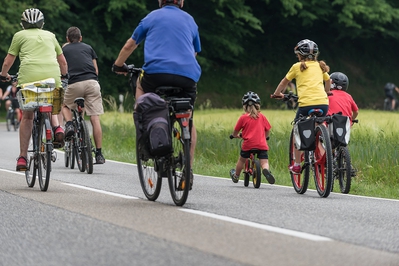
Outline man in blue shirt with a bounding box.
[113,0,201,189]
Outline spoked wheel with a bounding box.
[38,119,52,192]
[81,121,93,174]
[289,130,309,194]
[337,146,352,194]
[252,159,261,188]
[168,120,190,206]
[74,122,86,172]
[244,160,250,187]
[26,134,36,188]
[70,139,75,169]
[312,125,333,198]
[64,141,70,168]
[136,139,162,201]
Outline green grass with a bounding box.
[100,108,399,200]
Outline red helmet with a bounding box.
[158,0,183,8]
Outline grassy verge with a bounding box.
[98,109,399,200]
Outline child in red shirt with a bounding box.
[230,91,275,184]
[327,72,359,121]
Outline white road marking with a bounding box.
[180,208,332,242]
[63,183,138,199]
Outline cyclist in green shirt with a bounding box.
[0,8,68,171]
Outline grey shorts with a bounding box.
[64,79,104,116]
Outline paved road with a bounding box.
[0,123,398,266]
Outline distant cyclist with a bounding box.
[229,91,275,185]
[384,82,399,110]
[2,79,22,124]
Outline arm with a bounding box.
[352,110,358,121]
[93,59,99,76]
[395,86,399,94]
[114,38,139,67]
[232,130,240,138]
[272,77,291,98]
[57,54,68,76]
[324,79,331,95]
[2,88,10,100]
[0,54,16,80]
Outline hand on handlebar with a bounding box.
[0,75,9,82]
[270,93,284,99]
[112,63,129,74]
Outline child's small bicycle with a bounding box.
[229,134,262,188]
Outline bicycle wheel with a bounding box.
[289,130,309,194]
[64,140,70,168]
[6,110,11,132]
[25,126,37,188]
[38,115,52,191]
[70,138,75,169]
[168,119,190,206]
[81,120,93,174]
[136,139,162,201]
[252,159,261,188]
[312,125,333,198]
[337,146,352,194]
[244,160,250,187]
[74,121,86,172]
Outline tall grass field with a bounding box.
[101,109,399,200]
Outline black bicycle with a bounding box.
[64,97,94,174]
[126,65,192,206]
[16,76,59,191]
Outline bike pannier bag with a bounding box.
[133,93,172,158]
[330,114,351,148]
[293,118,315,151]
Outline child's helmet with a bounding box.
[330,72,349,91]
[242,91,261,106]
[20,8,44,29]
[294,39,319,59]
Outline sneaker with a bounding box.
[350,164,357,177]
[262,168,275,184]
[289,165,301,174]
[16,156,28,171]
[229,169,239,183]
[95,153,105,164]
[64,121,75,140]
[53,126,65,148]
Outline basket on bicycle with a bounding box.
[17,78,62,112]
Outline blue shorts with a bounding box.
[240,149,269,159]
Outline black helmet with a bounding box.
[330,72,349,91]
[242,91,261,106]
[158,0,182,7]
[20,8,44,29]
[294,39,319,59]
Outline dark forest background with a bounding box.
[1,0,399,109]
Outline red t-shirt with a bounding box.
[234,112,271,151]
[327,90,358,118]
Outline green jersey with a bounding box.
[8,28,63,87]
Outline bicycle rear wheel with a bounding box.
[337,146,352,194]
[136,139,162,201]
[74,120,86,172]
[81,120,93,174]
[168,119,190,206]
[289,130,309,194]
[70,138,75,169]
[38,115,52,191]
[244,159,250,187]
[252,159,261,188]
[25,126,37,188]
[312,125,333,198]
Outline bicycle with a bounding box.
[327,114,358,194]
[229,134,262,188]
[4,96,20,131]
[16,76,60,191]
[127,64,192,206]
[64,97,94,174]
[278,92,333,198]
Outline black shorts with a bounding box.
[385,90,396,100]
[140,73,197,107]
[11,98,19,109]
[240,149,269,159]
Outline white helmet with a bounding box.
[20,8,44,29]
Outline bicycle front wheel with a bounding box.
[168,119,191,206]
[312,125,333,198]
[81,121,93,174]
[337,146,352,194]
[38,115,52,191]
[26,126,37,188]
[252,159,261,189]
[136,139,162,201]
[289,130,309,194]
[64,141,71,168]
[6,110,12,132]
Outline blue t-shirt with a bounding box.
[132,6,201,82]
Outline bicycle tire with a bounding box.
[13,112,18,131]
[37,115,52,191]
[312,125,333,198]
[168,119,190,206]
[289,130,309,194]
[136,139,162,201]
[70,138,75,169]
[244,160,250,187]
[74,119,86,172]
[252,159,261,188]
[337,146,352,194]
[25,126,37,188]
[64,141,70,168]
[6,110,11,132]
[81,120,93,174]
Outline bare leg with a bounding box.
[62,105,73,122]
[19,111,34,157]
[90,115,102,149]
[234,156,247,176]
